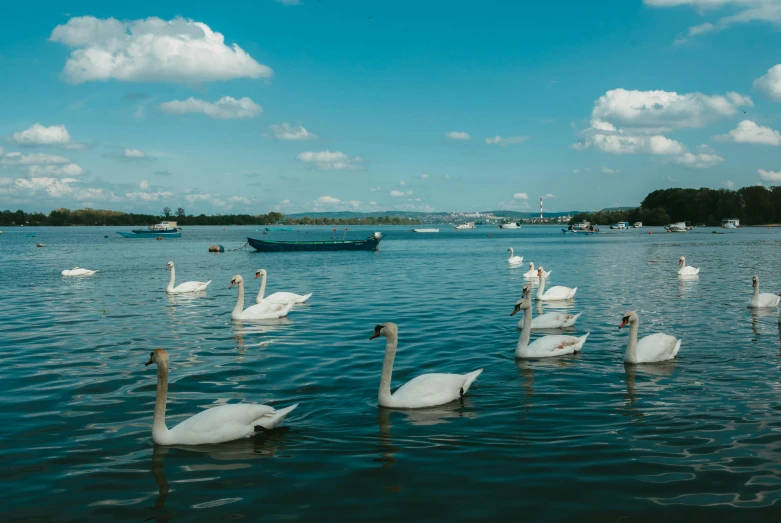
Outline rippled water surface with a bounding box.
[2,225,781,521]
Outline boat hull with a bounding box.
[117,231,182,238]
[247,236,381,252]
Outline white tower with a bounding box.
[540,197,543,221]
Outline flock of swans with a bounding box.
[60,248,781,447]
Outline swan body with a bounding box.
[61,267,97,276]
[230,275,292,320]
[511,299,588,358]
[371,323,482,409]
[523,262,551,279]
[145,349,297,445]
[166,261,211,294]
[519,283,580,329]
[254,269,312,305]
[619,311,681,364]
[536,268,577,300]
[748,275,780,309]
[677,256,699,276]
[507,248,523,264]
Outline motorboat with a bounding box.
[610,222,629,230]
[454,222,476,230]
[571,221,590,230]
[248,232,383,252]
[665,222,687,233]
[117,221,182,238]
[631,222,643,228]
[721,218,740,229]
[412,228,439,233]
[499,222,520,229]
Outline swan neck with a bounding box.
[537,274,546,299]
[167,267,175,292]
[625,321,639,363]
[379,334,397,405]
[153,366,169,441]
[256,272,267,302]
[509,248,513,258]
[516,307,532,357]
[233,280,245,317]
[752,282,759,303]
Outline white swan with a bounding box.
[677,256,700,276]
[166,261,211,294]
[536,267,577,301]
[507,248,523,264]
[519,284,581,329]
[145,349,297,445]
[523,262,551,279]
[61,267,97,276]
[748,275,781,309]
[511,299,589,358]
[619,311,681,364]
[370,323,482,408]
[230,275,292,320]
[254,269,312,305]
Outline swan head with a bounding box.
[520,283,533,299]
[752,275,758,288]
[511,298,531,316]
[166,261,174,270]
[145,348,169,370]
[254,269,267,279]
[370,322,398,340]
[537,267,545,277]
[678,256,684,265]
[229,275,244,289]
[507,248,512,252]
[529,262,534,269]
[619,311,639,329]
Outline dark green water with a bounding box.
[2,225,781,521]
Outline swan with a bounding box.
[523,262,551,279]
[230,275,292,320]
[254,269,312,305]
[519,284,581,329]
[370,323,482,408]
[166,261,211,294]
[677,256,699,276]
[619,311,681,364]
[507,248,523,264]
[748,275,781,309]
[61,267,97,276]
[145,349,297,445]
[536,267,577,301]
[511,299,589,358]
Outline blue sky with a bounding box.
[1,0,780,215]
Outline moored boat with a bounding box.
[632,222,643,228]
[454,222,476,230]
[117,221,182,238]
[499,222,520,229]
[721,218,740,229]
[265,227,293,231]
[610,222,629,230]
[665,222,687,232]
[248,232,382,252]
[412,228,439,233]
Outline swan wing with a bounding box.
[263,291,312,305]
[172,281,211,293]
[759,293,781,308]
[391,370,482,409]
[167,403,277,445]
[522,334,588,358]
[636,333,680,363]
[508,256,523,264]
[240,301,292,320]
[529,312,582,329]
[679,266,699,275]
[542,285,576,300]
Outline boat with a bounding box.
[117,221,182,238]
[665,222,687,233]
[499,222,520,229]
[412,228,439,233]
[571,221,591,231]
[685,221,696,231]
[265,227,293,231]
[631,222,643,228]
[248,232,382,252]
[454,222,476,230]
[721,218,740,229]
[610,222,629,230]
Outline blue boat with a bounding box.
[117,221,182,238]
[248,232,382,252]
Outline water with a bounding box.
[2,225,781,521]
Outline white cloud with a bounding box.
[446,131,471,140]
[674,152,725,168]
[316,195,340,204]
[275,0,303,4]
[1,152,71,165]
[716,120,781,145]
[3,176,119,201]
[369,186,382,192]
[754,65,781,101]
[485,135,529,146]
[126,190,174,202]
[160,96,262,119]
[584,134,687,155]
[11,123,73,146]
[723,180,735,189]
[269,123,316,140]
[296,150,362,170]
[390,190,412,197]
[50,16,271,84]
[759,169,781,182]
[544,193,555,198]
[420,173,429,179]
[398,180,406,186]
[140,179,151,190]
[27,164,85,177]
[513,192,529,200]
[601,166,619,174]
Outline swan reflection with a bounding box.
[232,318,291,358]
[750,308,777,337]
[623,362,678,411]
[677,274,699,297]
[515,357,578,406]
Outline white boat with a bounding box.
[665,222,687,232]
[454,222,476,230]
[721,218,739,229]
[571,221,590,231]
[632,222,643,228]
[412,228,439,233]
[610,222,629,230]
[499,222,520,229]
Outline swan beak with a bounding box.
[619,320,628,329]
[510,305,521,316]
[229,281,236,289]
[145,356,154,366]
[254,274,260,279]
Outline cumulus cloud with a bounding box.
[485,135,529,146]
[674,152,725,168]
[11,123,76,147]
[389,190,412,197]
[49,16,271,84]
[104,147,154,162]
[754,65,781,101]
[27,164,86,177]
[160,96,262,119]
[723,180,735,189]
[601,166,619,174]
[2,152,71,165]
[310,195,364,211]
[296,150,362,170]
[1,177,119,201]
[140,179,151,190]
[759,169,781,182]
[269,123,316,140]
[446,131,471,140]
[715,120,781,145]
[513,192,529,200]
[420,173,429,179]
[126,190,174,201]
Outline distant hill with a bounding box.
[287,210,585,220]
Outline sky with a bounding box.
[1,0,780,215]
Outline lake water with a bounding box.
[2,224,781,521]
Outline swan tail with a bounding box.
[569,287,578,299]
[461,369,483,394]
[672,339,682,358]
[203,280,212,288]
[575,332,590,351]
[257,403,299,430]
[566,312,583,327]
[297,293,313,304]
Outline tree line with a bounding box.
[0,207,420,227]
[569,185,781,227]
